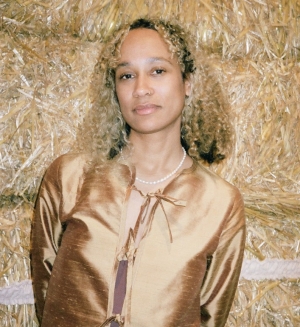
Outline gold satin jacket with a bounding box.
[31,153,245,327]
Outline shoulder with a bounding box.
[189,161,244,207]
[194,161,240,189]
[192,161,245,228]
[42,153,90,190]
[46,153,88,175]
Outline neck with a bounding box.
[121,131,193,191]
[128,131,183,168]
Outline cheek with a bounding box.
[172,81,189,102]
[161,81,183,95]
[172,75,188,94]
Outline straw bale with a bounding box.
[0,31,100,197]
[211,56,300,260]
[0,201,32,284]
[227,279,300,326]
[0,303,38,327]
[0,201,37,325]
[1,0,299,55]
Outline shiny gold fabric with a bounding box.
[31,153,245,327]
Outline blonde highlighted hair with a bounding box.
[77,18,232,164]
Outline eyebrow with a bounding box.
[116,57,173,70]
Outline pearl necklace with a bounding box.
[120,147,187,185]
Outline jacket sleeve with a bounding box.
[200,188,246,327]
[31,157,63,322]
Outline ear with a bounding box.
[184,76,192,97]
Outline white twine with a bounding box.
[0,280,34,305]
[240,258,300,280]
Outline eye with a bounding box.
[119,73,134,80]
[152,68,166,75]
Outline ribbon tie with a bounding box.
[118,188,186,262]
[133,188,186,244]
[142,190,186,243]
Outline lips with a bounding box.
[133,103,160,115]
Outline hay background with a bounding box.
[0,0,299,326]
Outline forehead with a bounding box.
[119,28,173,60]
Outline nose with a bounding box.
[132,74,153,97]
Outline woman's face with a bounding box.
[115,28,191,136]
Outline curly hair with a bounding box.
[76,18,233,164]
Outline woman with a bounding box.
[32,18,245,327]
